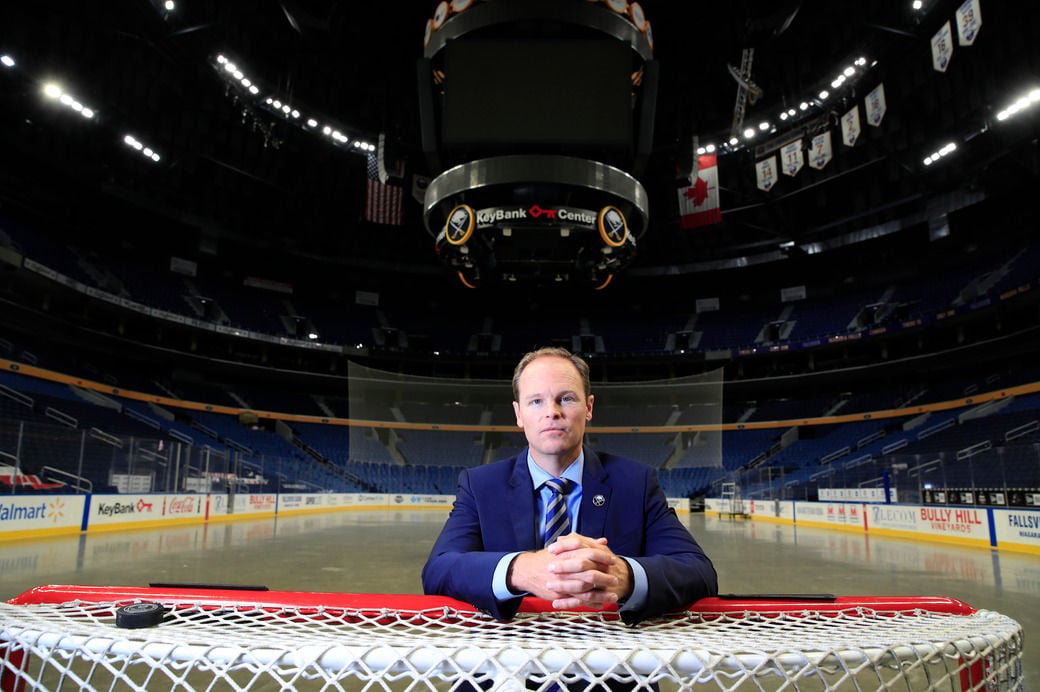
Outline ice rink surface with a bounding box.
[2,510,1037,685]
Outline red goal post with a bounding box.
[1,585,1024,691]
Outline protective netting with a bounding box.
[0,594,1023,691]
[345,361,724,469]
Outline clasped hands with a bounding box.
[507,533,633,610]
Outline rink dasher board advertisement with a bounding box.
[89,493,210,528]
[704,498,1040,554]
[992,507,1040,551]
[278,493,456,513]
[0,492,463,540]
[0,495,86,538]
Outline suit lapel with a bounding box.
[507,453,539,550]
[578,449,610,538]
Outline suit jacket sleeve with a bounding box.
[618,464,718,624]
[421,466,527,620]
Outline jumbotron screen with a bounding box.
[441,38,633,149]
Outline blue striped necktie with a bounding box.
[542,478,574,547]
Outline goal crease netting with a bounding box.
[0,586,1024,691]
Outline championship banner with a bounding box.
[956,0,981,46]
[808,131,833,170]
[780,139,804,177]
[865,83,887,127]
[841,105,861,147]
[931,20,954,72]
[755,156,777,192]
[678,154,722,228]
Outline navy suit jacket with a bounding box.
[421,449,717,624]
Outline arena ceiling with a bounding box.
[0,0,1036,290]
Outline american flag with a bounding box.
[365,153,404,225]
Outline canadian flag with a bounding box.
[678,154,722,229]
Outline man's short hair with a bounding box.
[511,347,591,401]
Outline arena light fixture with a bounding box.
[746,55,869,157]
[41,82,95,119]
[1,55,14,68]
[215,52,380,156]
[123,134,162,163]
[995,87,1040,122]
[922,141,956,166]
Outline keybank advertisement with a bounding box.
[0,495,84,534]
[90,494,207,525]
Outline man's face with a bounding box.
[512,355,594,468]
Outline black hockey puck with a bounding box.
[115,602,166,629]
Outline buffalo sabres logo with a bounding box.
[598,206,627,248]
[445,204,475,246]
[593,494,606,507]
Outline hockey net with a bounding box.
[0,586,1024,691]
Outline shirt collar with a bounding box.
[527,449,584,489]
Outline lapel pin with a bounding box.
[593,494,606,507]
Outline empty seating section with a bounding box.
[2,360,1038,497]
[235,388,325,417]
[292,302,374,348]
[292,423,350,465]
[1,218,1038,500]
[594,313,678,354]
[345,461,461,495]
[2,214,1036,359]
[397,430,484,467]
[783,299,855,342]
[108,261,196,317]
[657,466,723,498]
[694,307,767,351]
[593,403,675,427]
[346,429,396,465]
[588,432,673,468]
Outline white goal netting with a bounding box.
[0,587,1024,691]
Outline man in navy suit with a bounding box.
[422,347,717,626]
